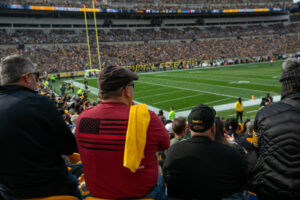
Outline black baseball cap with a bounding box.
[98,66,139,92]
[225,118,238,131]
[188,104,216,133]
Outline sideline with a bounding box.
[176,95,281,117]
[138,60,281,75]
[71,80,281,118]
[74,60,282,80]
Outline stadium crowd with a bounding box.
[1,54,299,200]
[0,0,294,9]
[0,33,299,73]
[1,23,300,44]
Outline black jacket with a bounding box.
[163,136,246,200]
[251,92,300,200]
[0,85,77,198]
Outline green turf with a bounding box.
[50,80,99,101]
[216,104,263,120]
[79,61,282,116]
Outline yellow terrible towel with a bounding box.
[123,104,150,173]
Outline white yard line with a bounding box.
[135,85,156,90]
[142,76,272,94]
[177,98,232,112]
[152,94,204,105]
[135,90,179,100]
[168,74,280,88]
[203,97,232,105]
[134,87,169,95]
[72,80,281,118]
[138,81,241,98]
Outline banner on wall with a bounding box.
[0,4,285,14]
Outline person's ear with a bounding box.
[124,86,132,98]
[21,72,32,84]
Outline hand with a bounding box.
[224,134,235,142]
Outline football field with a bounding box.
[76,61,282,119]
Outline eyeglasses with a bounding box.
[127,82,135,89]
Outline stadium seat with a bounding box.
[25,196,80,200]
[85,197,154,200]
[67,153,81,164]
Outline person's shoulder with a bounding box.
[256,100,288,119]
[169,138,190,149]
[25,91,52,104]
[170,137,178,145]
[215,141,235,151]
[79,106,97,117]
[148,109,161,121]
[211,141,241,158]
[18,92,56,113]
[148,109,156,116]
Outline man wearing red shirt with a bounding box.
[76,66,170,199]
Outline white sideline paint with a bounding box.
[72,80,281,118]
[175,95,281,117]
[177,97,232,112]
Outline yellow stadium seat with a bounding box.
[85,197,154,200]
[67,153,81,164]
[246,137,253,143]
[25,195,80,200]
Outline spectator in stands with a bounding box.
[157,109,166,124]
[250,58,300,199]
[60,83,66,96]
[1,28,300,73]
[164,104,246,199]
[265,92,273,103]
[235,97,244,123]
[246,120,254,139]
[75,66,170,199]
[225,118,253,154]
[0,55,80,200]
[170,117,187,146]
[224,117,257,175]
[225,118,239,139]
[0,0,294,12]
[70,78,74,93]
[168,106,175,120]
[214,116,230,145]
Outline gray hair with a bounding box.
[0,54,37,85]
[282,58,300,72]
[246,121,254,134]
[279,58,300,92]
